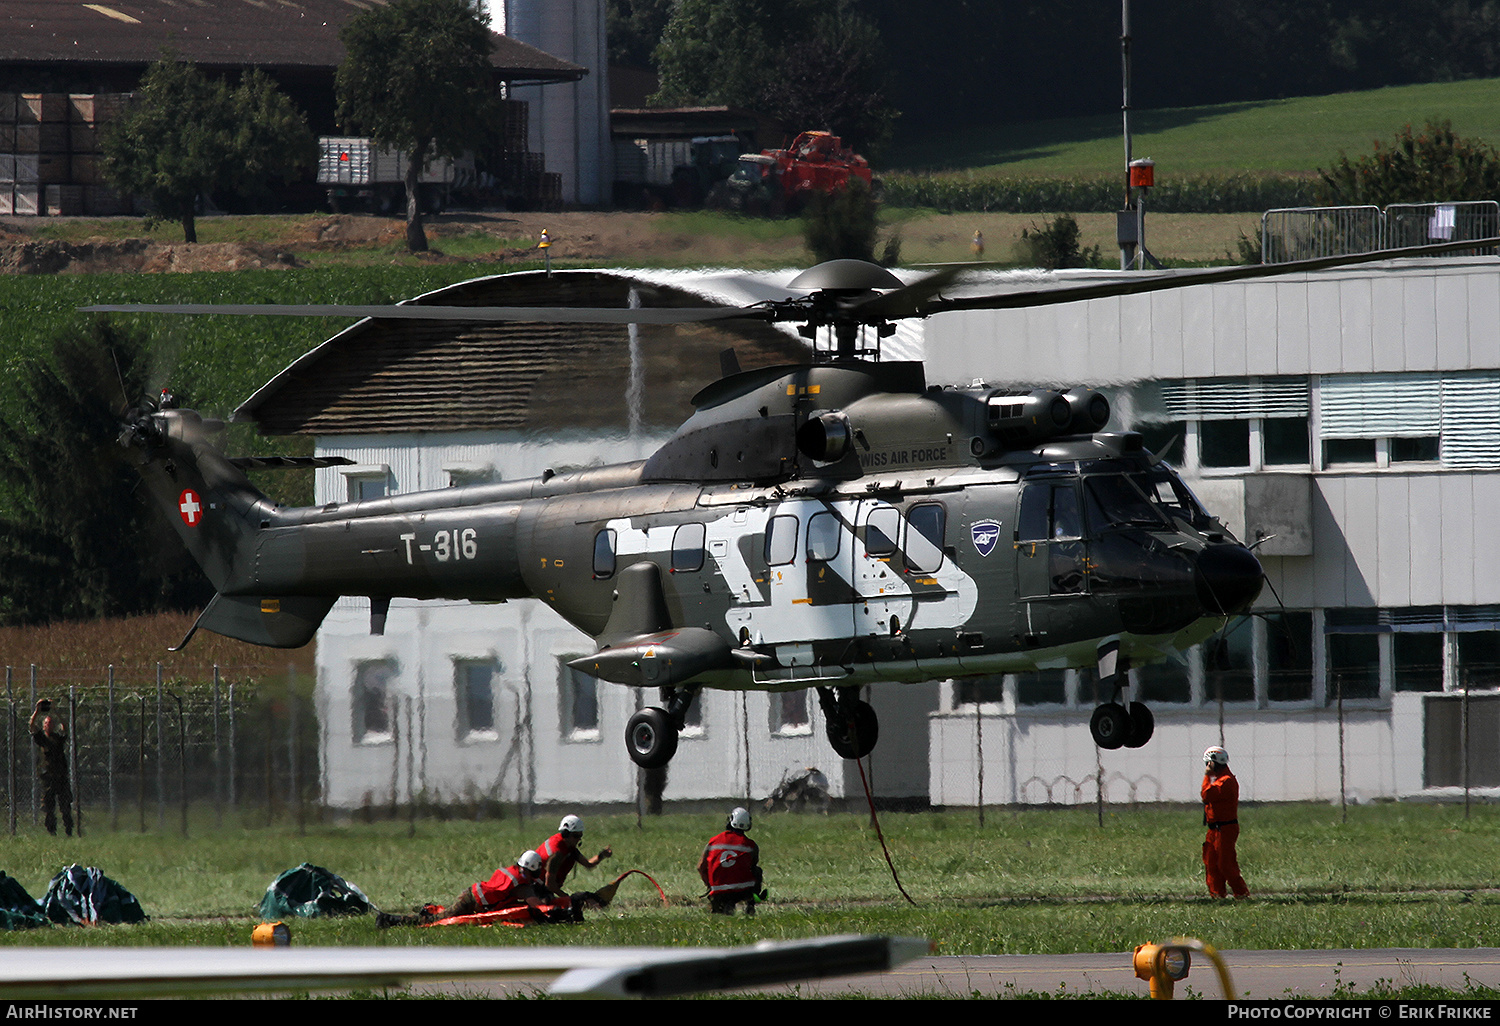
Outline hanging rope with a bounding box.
[854,753,917,906]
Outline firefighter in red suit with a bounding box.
[699,807,763,915]
[536,814,612,899]
[1201,746,1249,898]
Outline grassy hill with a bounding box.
[887,78,1500,177]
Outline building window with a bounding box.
[1204,627,1254,704]
[1200,420,1250,469]
[559,663,600,741]
[680,689,706,737]
[1393,634,1444,693]
[1457,632,1500,689]
[1133,659,1191,704]
[341,463,392,502]
[352,660,396,744]
[455,660,498,739]
[1265,611,1314,702]
[956,675,1005,707]
[770,690,810,736]
[1327,633,1380,702]
[1014,669,1066,706]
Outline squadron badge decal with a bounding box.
[970,519,1001,557]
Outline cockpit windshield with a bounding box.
[1073,458,1209,531]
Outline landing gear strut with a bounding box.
[1089,643,1155,750]
[625,686,698,769]
[816,687,879,759]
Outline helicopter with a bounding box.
[90,237,1496,770]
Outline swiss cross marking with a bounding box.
[178,489,203,527]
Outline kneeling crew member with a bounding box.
[699,807,763,915]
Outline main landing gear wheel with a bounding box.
[826,699,879,760]
[626,708,678,769]
[1090,702,1130,750]
[1123,702,1154,748]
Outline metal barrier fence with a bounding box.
[1261,201,1500,263]
[2,664,316,835]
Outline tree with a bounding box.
[0,322,212,625]
[1318,120,1500,207]
[654,0,898,156]
[336,0,497,253]
[101,58,315,243]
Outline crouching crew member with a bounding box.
[699,807,764,915]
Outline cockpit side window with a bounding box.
[1019,483,1082,542]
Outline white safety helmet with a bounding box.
[1204,746,1229,767]
[728,807,752,831]
[518,850,543,874]
[559,814,584,836]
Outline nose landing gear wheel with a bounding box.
[1090,702,1130,750]
[626,707,678,769]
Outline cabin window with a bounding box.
[454,659,499,740]
[765,515,798,566]
[559,663,600,741]
[905,503,946,572]
[806,511,841,561]
[593,529,616,579]
[864,506,900,555]
[351,660,396,744]
[671,523,705,572]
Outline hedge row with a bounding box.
[881,172,1320,213]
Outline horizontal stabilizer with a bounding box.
[569,628,733,687]
[175,593,335,650]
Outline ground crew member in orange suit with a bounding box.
[377,850,562,927]
[699,807,763,915]
[535,814,612,897]
[1202,745,1249,898]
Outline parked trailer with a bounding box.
[317,137,471,214]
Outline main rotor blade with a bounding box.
[918,236,1500,317]
[79,302,765,325]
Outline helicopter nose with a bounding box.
[1194,543,1263,616]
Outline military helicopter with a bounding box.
[90,237,1495,769]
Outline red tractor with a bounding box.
[715,131,877,215]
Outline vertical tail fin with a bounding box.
[120,406,272,594]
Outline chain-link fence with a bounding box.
[2,664,316,835]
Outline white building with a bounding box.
[925,254,1500,808]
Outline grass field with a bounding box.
[887,78,1500,176]
[3,803,1500,962]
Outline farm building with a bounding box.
[0,0,585,214]
[233,248,1500,811]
